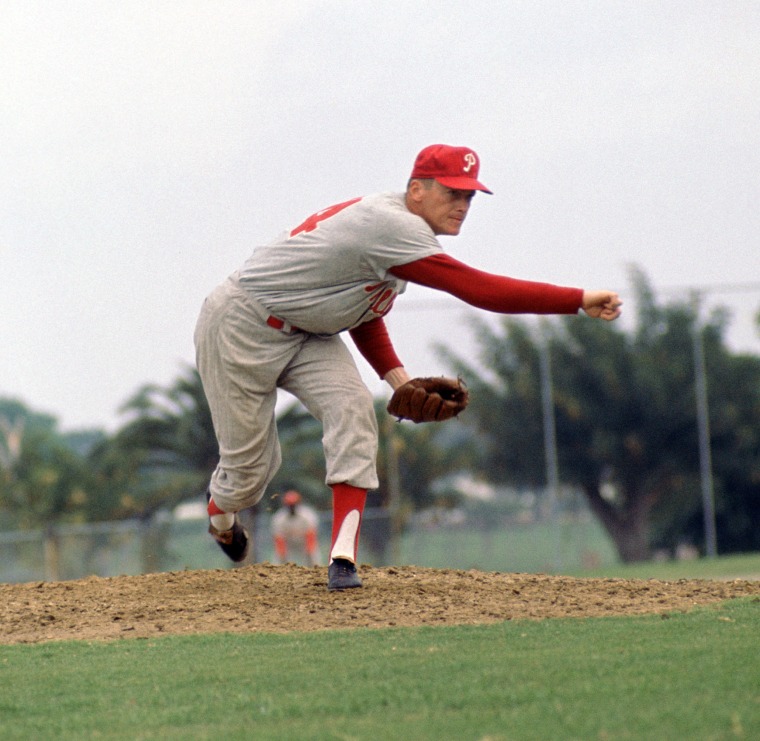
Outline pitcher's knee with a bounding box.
[210,467,269,513]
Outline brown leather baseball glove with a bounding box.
[387,376,469,423]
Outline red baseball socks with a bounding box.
[329,483,367,563]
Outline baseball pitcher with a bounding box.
[195,143,622,591]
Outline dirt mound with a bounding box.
[2,563,758,645]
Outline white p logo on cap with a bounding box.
[409,144,492,193]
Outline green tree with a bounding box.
[444,269,760,562]
[0,399,96,529]
[0,399,104,579]
[90,365,218,520]
[657,323,760,554]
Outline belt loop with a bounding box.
[266,315,284,332]
[266,315,300,334]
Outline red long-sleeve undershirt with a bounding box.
[349,252,584,379]
[349,317,401,379]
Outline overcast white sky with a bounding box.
[2,1,759,432]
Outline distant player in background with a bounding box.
[195,143,622,591]
[271,490,321,567]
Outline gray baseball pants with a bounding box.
[194,274,379,514]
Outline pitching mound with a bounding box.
[2,563,758,645]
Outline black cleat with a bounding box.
[208,519,250,563]
[206,489,250,563]
[328,558,363,591]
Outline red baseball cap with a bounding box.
[283,490,301,506]
[410,144,492,194]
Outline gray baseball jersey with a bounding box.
[271,504,319,542]
[237,192,442,335]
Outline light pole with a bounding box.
[537,319,562,570]
[691,292,718,557]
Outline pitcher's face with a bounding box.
[406,180,476,236]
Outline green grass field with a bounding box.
[2,523,758,740]
[572,551,760,582]
[1,595,758,739]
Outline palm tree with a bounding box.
[96,365,218,519]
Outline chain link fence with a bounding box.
[0,494,617,584]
